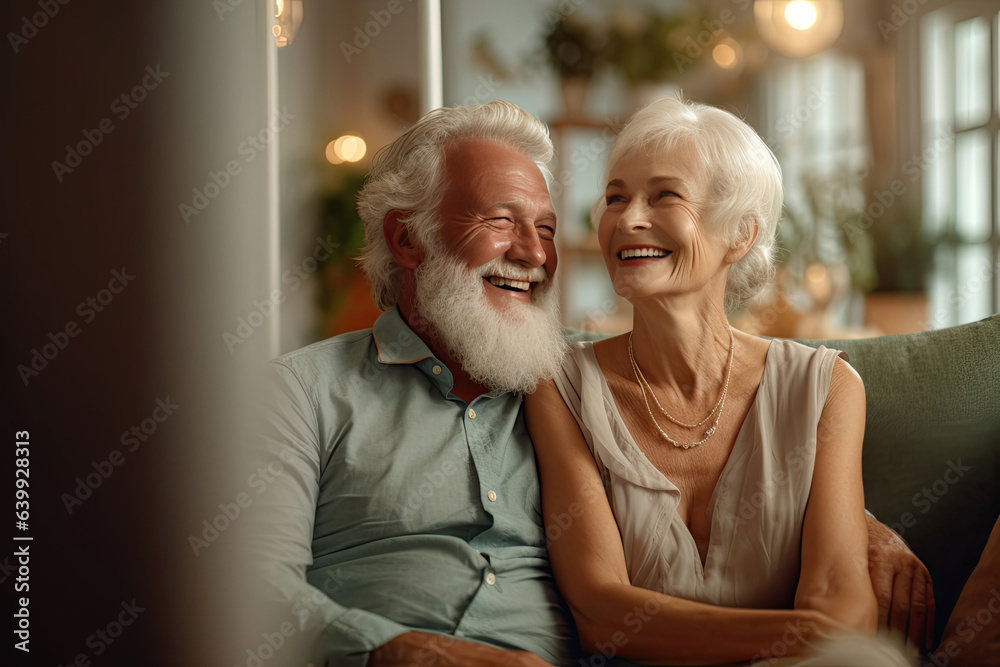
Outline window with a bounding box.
[920,5,1000,328]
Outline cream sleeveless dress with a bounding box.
[552,338,845,609]
[552,338,913,666]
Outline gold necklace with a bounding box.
[627,327,734,449]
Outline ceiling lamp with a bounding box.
[272,0,303,48]
[753,0,844,58]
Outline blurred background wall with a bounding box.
[275,0,1000,349]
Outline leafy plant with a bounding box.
[543,14,605,79]
[605,7,709,84]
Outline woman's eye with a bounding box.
[657,190,679,200]
[606,194,625,205]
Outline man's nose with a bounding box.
[507,224,547,267]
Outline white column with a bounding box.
[418,0,443,113]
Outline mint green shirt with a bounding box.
[256,309,577,666]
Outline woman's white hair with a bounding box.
[356,101,554,311]
[592,97,783,311]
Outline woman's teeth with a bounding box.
[619,248,669,260]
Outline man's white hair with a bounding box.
[591,97,783,311]
[356,101,554,311]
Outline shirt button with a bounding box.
[432,365,442,375]
[487,490,497,502]
[468,408,476,419]
[486,572,496,585]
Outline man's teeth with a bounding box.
[487,276,531,292]
[619,248,669,260]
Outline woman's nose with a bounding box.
[618,201,651,232]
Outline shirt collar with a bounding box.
[371,307,435,365]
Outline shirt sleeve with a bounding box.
[247,359,410,666]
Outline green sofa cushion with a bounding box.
[797,314,1000,633]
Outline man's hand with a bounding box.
[369,632,553,667]
[865,514,935,651]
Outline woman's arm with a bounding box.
[794,357,879,631]
[525,380,844,666]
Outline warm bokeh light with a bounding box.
[326,135,367,164]
[712,41,740,70]
[785,1,818,31]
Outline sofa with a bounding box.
[571,313,1000,644]
[798,313,1000,641]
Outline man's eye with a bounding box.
[538,225,556,238]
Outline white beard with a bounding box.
[413,249,568,395]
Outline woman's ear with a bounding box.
[725,215,759,265]
[383,210,424,270]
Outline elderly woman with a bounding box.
[525,98,909,666]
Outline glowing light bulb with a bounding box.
[785,1,818,31]
[326,135,367,164]
[712,42,739,69]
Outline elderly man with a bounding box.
[252,101,932,666]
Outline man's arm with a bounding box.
[369,633,552,667]
[248,360,411,665]
[252,361,554,666]
[865,513,936,651]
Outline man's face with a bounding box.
[435,138,558,310]
[408,138,567,394]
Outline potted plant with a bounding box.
[543,13,605,119]
[605,7,709,109]
[861,193,937,334]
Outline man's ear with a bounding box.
[725,216,759,265]
[383,210,424,270]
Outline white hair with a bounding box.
[356,101,554,311]
[592,97,782,311]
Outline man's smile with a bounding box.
[485,276,532,292]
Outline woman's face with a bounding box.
[598,142,733,304]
